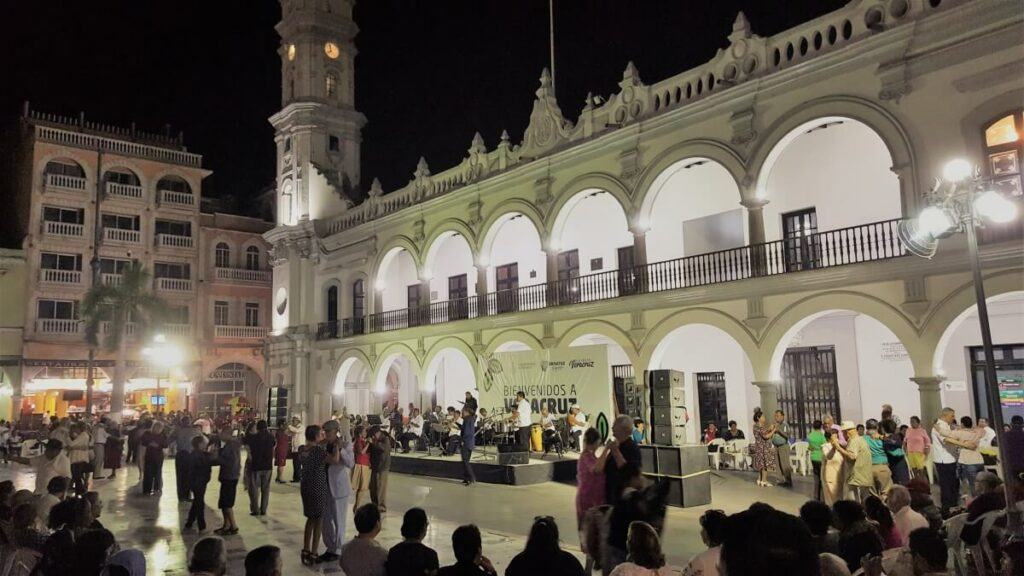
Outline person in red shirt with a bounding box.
[351,425,371,514]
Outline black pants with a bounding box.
[811,460,822,501]
[186,482,207,529]
[175,451,192,501]
[935,462,959,514]
[70,462,90,496]
[291,451,302,482]
[518,427,531,452]
[400,433,420,452]
[461,445,476,483]
[142,453,164,494]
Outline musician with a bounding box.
[463,391,478,414]
[539,406,561,455]
[514,391,532,451]
[477,408,494,445]
[426,405,444,445]
[568,406,587,451]
[399,408,424,453]
[444,409,463,456]
[458,407,477,485]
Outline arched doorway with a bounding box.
[423,232,477,321]
[200,363,262,418]
[375,352,420,414]
[550,190,634,302]
[424,347,477,410]
[480,212,546,313]
[333,356,371,416]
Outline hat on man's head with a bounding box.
[840,420,857,431]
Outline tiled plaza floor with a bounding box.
[0,459,811,574]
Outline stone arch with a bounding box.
[372,236,422,308]
[424,218,478,258]
[639,307,760,373]
[422,337,480,405]
[373,344,422,409]
[332,348,373,394]
[320,277,342,323]
[479,199,547,259]
[209,234,235,267]
[422,227,478,302]
[38,151,93,187]
[556,319,641,368]
[760,291,929,381]
[101,159,147,190]
[748,96,917,211]
[153,168,199,195]
[484,329,544,354]
[634,139,747,224]
[547,173,633,232]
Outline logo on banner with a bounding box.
[595,412,609,442]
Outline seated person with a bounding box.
[438,524,497,576]
[567,406,587,450]
[445,412,464,456]
[721,421,745,442]
[399,409,425,453]
[703,423,719,452]
[631,419,646,445]
[477,409,494,446]
[540,407,561,454]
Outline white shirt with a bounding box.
[979,426,996,449]
[893,506,929,546]
[681,545,720,576]
[516,399,532,427]
[930,420,957,464]
[541,413,556,430]
[571,413,588,433]
[194,418,212,435]
[93,426,108,446]
[31,453,71,495]
[408,415,424,436]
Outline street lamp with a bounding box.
[899,158,1021,532]
[141,334,184,413]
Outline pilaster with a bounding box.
[911,376,944,432]
[751,380,780,417]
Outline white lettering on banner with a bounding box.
[478,345,614,441]
[880,341,909,362]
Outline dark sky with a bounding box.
[2,1,845,204]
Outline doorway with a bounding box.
[495,263,519,313]
[557,249,580,304]
[447,274,469,320]
[696,372,728,432]
[778,345,840,439]
[782,208,820,272]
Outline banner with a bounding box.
[478,345,614,440]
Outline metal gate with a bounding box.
[778,345,840,439]
[696,372,728,432]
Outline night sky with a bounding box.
[2,1,845,208]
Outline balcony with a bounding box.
[100,321,137,338]
[36,318,81,334]
[159,189,195,207]
[45,173,87,193]
[214,267,271,284]
[155,233,194,249]
[214,325,269,340]
[105,181,144,200]
[43,221,84,237]
[103,227,141,244]
[318,219,908,338]
[101,273,123,286]
[163,324,192,337]
[155,277,193,292]
[40,269,82,285]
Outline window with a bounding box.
[44,160,85,178]
[156,176,191,194]
[99,258,131,274]
[214,301,230,326]
[154,262,190,279]
[154,219,191,237]
[40,253,81,271]
[245,246,260,270]
[104,169,140,186]
[326,286,339,323]
[325,71,338,98]
[352,280,365,318]
[167,306,189,325]
[980,111,1023,242]
[284,137,291,153]
[245,303,260,327]
[37,299,78,320]
[43,206,84,224]
[101,213,139,230]
[329,135,340,152]
[215,243,231,268]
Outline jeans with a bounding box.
[187,482,207,529]
[399,433,420,452]
[321,496,349,555]
[935,462,960,514]
[249,469,272,514]
[175,451,192,501]
[959,463,984,496]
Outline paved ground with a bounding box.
[0,460,814,574]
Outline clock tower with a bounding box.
[271,0,365,225]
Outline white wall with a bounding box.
[428,236,476,302]
[429,349,477,409]
[852,315,917,423]
[649,324,755,443]
[381,250,419,311]
[557,193,634,275]
[937,296,1024,418]
[487,217,546,290]
[762,119,902,241]
[790,313,865,424]
[646,160,745,263]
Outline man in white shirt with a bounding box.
[930,407,971,515]
[515,391,532,452]
[10,439,72,494]
[976,417,996,449]
[399,409,424,453]
[92,419,109,478]
[193,413,213,436]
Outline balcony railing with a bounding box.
[43,221,84,237]
[214,325,269,340]
[36,318,81,334]
[316,317,367,340]
[316,219,907,339]
[45,173,87,192]
[40,269,82,285]
[214,267,271,283]
[101,273,123,286]
[105,181,144,200]
[159,189,195,207]
[104,227,141,244]
[155,277,193,292]
[163,323,192,337]
[155,233,194,249]
[100,321,137,337]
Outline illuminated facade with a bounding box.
[266,0,1024,436]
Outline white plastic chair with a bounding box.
[967,510,1005,575]
[724,439,750,470]
[790,441,809,476]
[943,512,969,576]
[707,438,725,470]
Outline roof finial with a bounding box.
[369,177,383,197]
[414,156,431,179]
[469,131,486,154]
[729,11,752,42]
[500,129,510,145]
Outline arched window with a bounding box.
[245,246,261,270]
[352,279,365,318]
[44,160,85,178]
[325,71,338,98]
[279,181,294,225]
[981,111,1023,242]
[215,243,231,268]
[157,175,191,195]
[284,137,291,153]
[326,286,339,323]
[104,168,140,186]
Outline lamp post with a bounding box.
[141,334,184,415]
[900,158,1020,533]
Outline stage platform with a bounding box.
[389,447,579,486]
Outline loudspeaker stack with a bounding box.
[646,369,686,446]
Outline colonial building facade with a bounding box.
[0,109,273,419]
[265,0,1024,438]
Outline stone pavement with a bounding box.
[0,460,813,574]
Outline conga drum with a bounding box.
[531,424,543,452]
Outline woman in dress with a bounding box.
[274,418,291,484]
[104,422,124,478]
[751,408,777,487]
[299,424,327,566]
[821,428,846,505]
[576,428,611,573]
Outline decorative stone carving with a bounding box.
[368,177,383,198]
[268,242,289,267]
[534,176,554,210]
[541,322,556,348]
[744,296,767,331]
[412,218,425,243]
[630,310,645,331]
[729,107,758,146]
[619,147,642,185]
[877,58,911,103]
[519,68,572,160]
[468,197,483,228]
[606,61,650,125]
[901,276,930,321]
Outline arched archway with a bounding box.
[375,246,420,314]
[424,345,478,410]
[549,188,634,285]
[423,231,477,314]
[485,329,544,354]
[201,362,263,417]
[479,211,547,312]
[374,348,421,413]
[333,355,372,415]
[639,158,746,263]
[756,116,902,243]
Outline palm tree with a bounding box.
[82,262,169,421]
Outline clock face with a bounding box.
[287,44,296,61]
[324,42,340,59]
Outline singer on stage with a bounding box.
[514,391,532,452]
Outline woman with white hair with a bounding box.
[886,485,928,546]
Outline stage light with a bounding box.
[974,190,1018,223]
[918,206,954,238]
[942,158,972,183]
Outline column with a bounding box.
[741,198,769,276]
[545,249,559,307]
[631,228,649,293]
[751,380,779,417]
[911,376,943,433]
[475,265,488,316]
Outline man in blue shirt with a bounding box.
[459,408,476,486]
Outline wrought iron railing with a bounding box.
[316,219,906,339]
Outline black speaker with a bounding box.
[656,445,710,476]
[497,444,529,465]
[649,386,684,407]
[650,425,675,446]
[661,473,712,507]
[647,369,682,389]
[639,444,658,473]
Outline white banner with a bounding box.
[478,345,614,440]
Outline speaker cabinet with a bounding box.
[647,369,683,390]
[650,425,686,447]
[649,387,685,407]
[639,444,658,472]
[659,474,712,507]
[650,406,688,426]
[497,444,529,465]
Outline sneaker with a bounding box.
[316,552,340,563]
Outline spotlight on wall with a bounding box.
[374,279,386,291]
